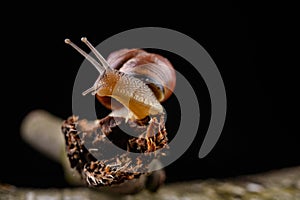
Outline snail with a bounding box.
[64,38,176,123]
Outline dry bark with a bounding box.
[1,110,299,199]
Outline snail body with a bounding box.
[65,38,176,122]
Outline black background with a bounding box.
[0,2,298,188]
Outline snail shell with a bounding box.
[97,49,176,112]
[107,48,176,102]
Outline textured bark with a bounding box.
[19,110,166,194]
[1,109,298,199]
